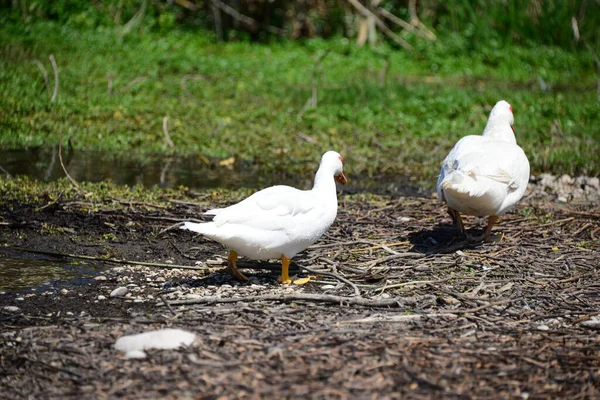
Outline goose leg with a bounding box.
[448,207,466,236]
[227,250,248,281]
[469,216,500,242]
[277,256,292,284]
[482,215,499,241]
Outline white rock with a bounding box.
[97,295,106,300]
[60,289,68,295]
[15,297,24,301]
[4,306,20,312]
[110,287,129,297]
[587,177,600,190]
[398,216,412,222]
[124,350,148,359]
[114,329,196,357]
[94,276,107,281]
[537,324,550,331]
[579,317,600,329]
[321,285,336,290]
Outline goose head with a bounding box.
[482,100,517,144]
[320,151,347,185]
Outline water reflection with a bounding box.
[0,251,102,291]
[0,147,423,195]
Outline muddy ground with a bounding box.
[0,180,599,399]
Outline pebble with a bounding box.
[97,295,106,300]
[15,297,24,301]
[94,276,107,281]
[133,299,144,303]
[579,317,600,330]
[110,287,129,297]
[4,306,20,312]
[156,277,166,282]
[66,312,74,316]
[60,289,68,295]
[398,216,412,222]
[536,324,550,331]
[321,285,336,290]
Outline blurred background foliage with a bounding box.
[2,0,599,51]
[0,0,598,181]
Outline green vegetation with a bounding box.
[1,20,598,186]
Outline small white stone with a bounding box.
[579,317,600,329]
[97,295,106,300]
[557,195,568,203]
[537,324,550,331]
[60,289,68,295]
[398,216,412,222]
[321,285,336,290]
[133,299,144,303]
[125,350,147,359]
[156,277,166,282]
[15,297,24,301]
[110,287,129,297]
[94,276,107,281]
[114,328,196,354]
[66,311,74,316]
[3,306,20,312]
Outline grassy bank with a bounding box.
[1,21,599,184]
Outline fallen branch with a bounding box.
[209,0,286,36]
[301,264,361,297]
[49,54,59,102]
[58,132,91,196]
[9,246,213,271]
[439,299,514,314]
[0,164,11,177]
[162,116,176,151]
[362,252,425,269]
[347,0,413,53]
[33,59,51,96]
[165,293,433,308]
[119,77,147,93]
[377,7,436,40]
[339,312,457,324]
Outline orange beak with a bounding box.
[335,172,348,185]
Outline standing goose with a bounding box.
[181,151,347,284]
[436,100,530,241]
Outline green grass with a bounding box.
[1,21,599,186]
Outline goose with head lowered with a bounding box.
[436,100,530,241]
[181,151,347,284]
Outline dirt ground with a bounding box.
[0,184,599,399]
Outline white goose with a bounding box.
[436,100,530,241]
[181,151,347,284]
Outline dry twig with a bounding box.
[162,116,176,151]
[166,293,433,308]
[49,54,59,102]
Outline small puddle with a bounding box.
[0,147,424,196]
[0,250,103,292]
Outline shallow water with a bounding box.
[0,251,102,292]
[0,147,424,196]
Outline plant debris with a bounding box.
[0,181,599,398]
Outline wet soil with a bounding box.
[0,189,599,399]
